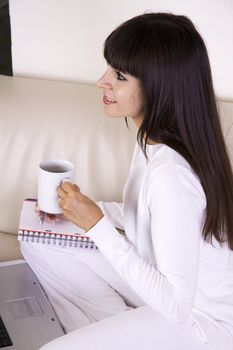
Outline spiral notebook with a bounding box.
[18,199,97,249]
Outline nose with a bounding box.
[96,69,112,90]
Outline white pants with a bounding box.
[20,242,232,350]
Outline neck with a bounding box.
[130,116,157,145]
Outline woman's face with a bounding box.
[97,66,144,127]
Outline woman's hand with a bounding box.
[35,203,65,224]
[57,181,104,231]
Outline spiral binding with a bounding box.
[18,230,97,249]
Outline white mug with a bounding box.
[38,159,75,214]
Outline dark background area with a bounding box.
[0,0,12,76]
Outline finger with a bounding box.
[58,197,67,211]
[60,180,76,193]
[35,203,41,215]
[62,178,72,185]
[35,203,45,218]
[46,214,60,224]
[57,186,67,199]
[57,197,69,214]
[38,211,59,224]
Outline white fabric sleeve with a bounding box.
[96,201,124,231]
[88,165,206,324]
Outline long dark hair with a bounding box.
[104,12,233,249]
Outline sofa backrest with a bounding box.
[0,75,232,235]
[0,75,137,234]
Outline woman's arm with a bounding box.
[97,201,124,231]
[87,165,206,324]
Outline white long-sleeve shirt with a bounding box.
[87,143,233,334]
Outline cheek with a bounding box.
[115,84,144,117]
[129,90,144,114]
[119,90,141,107]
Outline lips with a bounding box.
[103,95,117,105]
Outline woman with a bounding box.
[21,13,233,350]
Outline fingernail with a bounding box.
[62,178,71,184]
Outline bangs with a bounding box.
[103,23,146,78]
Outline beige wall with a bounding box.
[9,0,233,100]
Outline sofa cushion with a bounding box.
[0,232,22,262]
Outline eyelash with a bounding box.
[116,71,127,81]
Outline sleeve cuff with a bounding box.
[86,216,131,256]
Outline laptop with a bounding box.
[0,260,65,349]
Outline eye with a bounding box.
[116,70,127,81]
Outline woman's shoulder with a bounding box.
[147,143,191,171]
[145,143,206,204]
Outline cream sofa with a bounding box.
[0,74,232,262]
